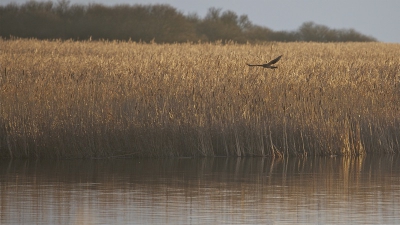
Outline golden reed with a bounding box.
[0,39,399,158]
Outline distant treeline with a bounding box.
[0,0,377,43]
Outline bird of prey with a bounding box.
[246,55,282,69]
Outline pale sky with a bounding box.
[2,0,400,43]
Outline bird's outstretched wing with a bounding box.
[246,63,263,67]
[265,55,282,66]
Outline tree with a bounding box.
[0,2,377,43]
[298,21,377,42]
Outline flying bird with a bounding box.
[246,55,282,69]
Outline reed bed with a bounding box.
[0,39,399,158]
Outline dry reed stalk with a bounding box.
[0,39,399,158]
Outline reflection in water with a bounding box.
[1,156,400,224]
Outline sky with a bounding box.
[2,0,400,43]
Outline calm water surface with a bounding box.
[1,156,400,224]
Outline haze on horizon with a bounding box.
[1,0,399,43]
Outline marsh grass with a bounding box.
[0,39,399,158]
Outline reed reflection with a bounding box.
[1,156,400,224]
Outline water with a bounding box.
[1,156,400,224]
